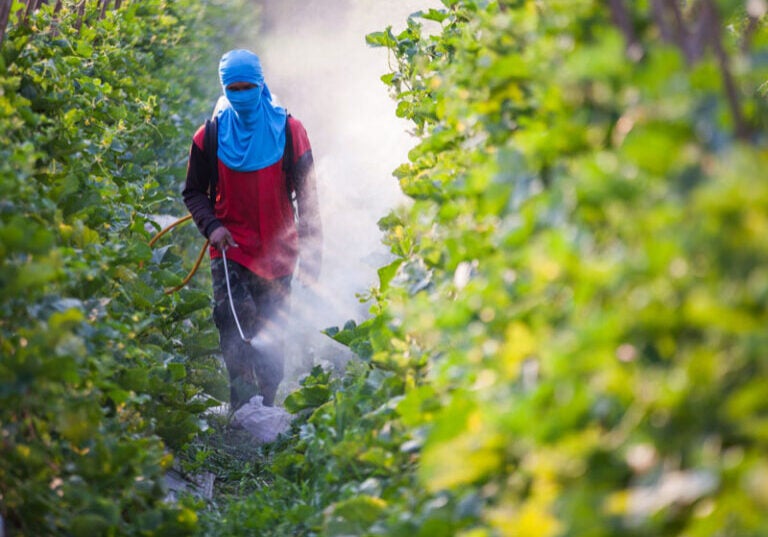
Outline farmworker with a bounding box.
[183,49,322,412]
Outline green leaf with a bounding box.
[416,8,448,23]
[377,259,403,292]
[365,30,392,48]
[396,384,439,427]
[284,385,331,413]
[168,362,187,381]
[325,495,387,534]
[122,368,149,392]
[75,42,94,58]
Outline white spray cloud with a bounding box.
[213,0,441,388]
[235,0,440,381]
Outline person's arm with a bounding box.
[292,126,322,284]
[183,132,238,252]
[183,135,223,240]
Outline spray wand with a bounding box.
[221,247,249,342]
[150,219,278,351]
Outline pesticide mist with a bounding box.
[234,0,440,383]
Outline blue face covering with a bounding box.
[216,50,287,172]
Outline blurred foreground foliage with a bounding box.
[0,0,256,534]
[204,1,768,536]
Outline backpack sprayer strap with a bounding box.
[204,117,219,207]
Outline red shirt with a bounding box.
[184,116,321,280]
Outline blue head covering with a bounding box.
[216,49,287,172]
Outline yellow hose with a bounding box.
[149,214,192,247]
[148,215,209,294]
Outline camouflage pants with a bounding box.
[211,257,291,410]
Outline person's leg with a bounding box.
[241,273,292,407]
[212,258,292,408]
[211,258,260,411]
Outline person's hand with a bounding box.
[209,226,238,251]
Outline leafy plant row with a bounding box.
[0,0,254,534]
[0,0,126,46]
[201,1,768,536]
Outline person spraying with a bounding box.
[183,49,322,412]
